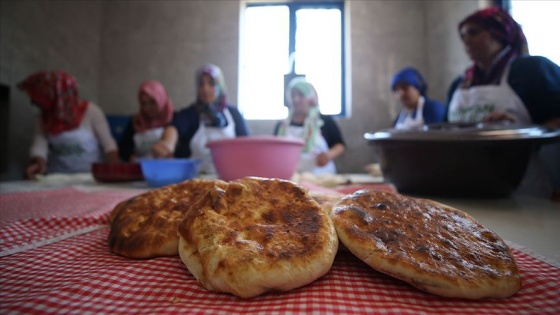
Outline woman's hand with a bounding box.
[151,141,173,158]
[316,152,331,167]
[483,112,517,123]
[316,144,345,167]
[26,156,46,180]
[105,150,121,163]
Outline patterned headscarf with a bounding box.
[194,64,228,127]
[277,77,324,153]
[390,67,428,96]
[459,6,528,88]
[133,80,174,133]
[18,70,88,135]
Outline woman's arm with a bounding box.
[317,143,345,167]
[316,115,346,167]
[88,103,120,162]
[151,125,178,158]
[228,106,250,136]
[27,117,48,179]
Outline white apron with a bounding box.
[190,108,236,174]
[133,127,164,159]
[285,125,336,175]
[47,126,101,173]
[395,97,425,129]
[448,64,531,124]
[448,64,552,197]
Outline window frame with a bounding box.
[241,1,347,119]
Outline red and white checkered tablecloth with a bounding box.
[1,187,559,315]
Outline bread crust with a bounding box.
[178,177,339,298]
[108,179,227,259]
[331,189,521,299]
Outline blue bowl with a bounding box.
[139,158,201,188]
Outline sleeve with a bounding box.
[87,103,118,153]
[171,108,197,158]
[117,118,135,162]
[320,115,345,149]
[29,116,49,160]
[228,106,250,136]
[444,76,463,122]
[422,99,446,124]
[509,56,560,124]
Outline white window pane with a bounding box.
[239,6,290,120]
[511,1,560,65]
[295,9,342,115]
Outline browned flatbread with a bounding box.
[108,178,228,259]
[178,177,339,298]
[331,189,521,299]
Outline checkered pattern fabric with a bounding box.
[1,187,559,314]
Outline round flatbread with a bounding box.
[178,177,339,298]
[331,189,521,299]
[109,178,228,259]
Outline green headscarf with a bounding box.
[277,78,324,153]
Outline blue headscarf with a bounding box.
[390,67,428,96]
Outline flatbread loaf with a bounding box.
[178,177,339,298]
[109,178,227,259]
[331,189,521,299]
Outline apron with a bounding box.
[395,97,425,129]
[448,64,531,124]
[448,64,552,197]
[133,127,164,159]
[285,125,336,175]
[190,108,236,174]
[47,126,101,173]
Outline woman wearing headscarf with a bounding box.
[169,64,249,174]
[446,6,560,126]
[275,77,345,175]
[118,80,176,162]
[446,7,560,199]
[18,70,119,179]
[391,67,445,129]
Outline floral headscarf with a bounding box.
[133,80,174,133]
[459,6,528,88]
[194,64,228,127]
[18,70,88,135]
[277,77,324,153]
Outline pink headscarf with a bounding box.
[133,81,174,133]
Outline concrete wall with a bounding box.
[0,0,480,180]
[98,0,241,115]
[0,0,103,180]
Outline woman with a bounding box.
[446,7,560,199]
[169,64,249,174]
[446,6,560,126]
[18,70,119,179]
[275,77,345,175]
[391,67,445,129]
[118,80,176,162]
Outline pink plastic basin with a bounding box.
[207,136,304,181]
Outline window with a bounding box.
[238,1,346,120]
[509,0,560,65]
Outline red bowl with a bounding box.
[92,162,144,182]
